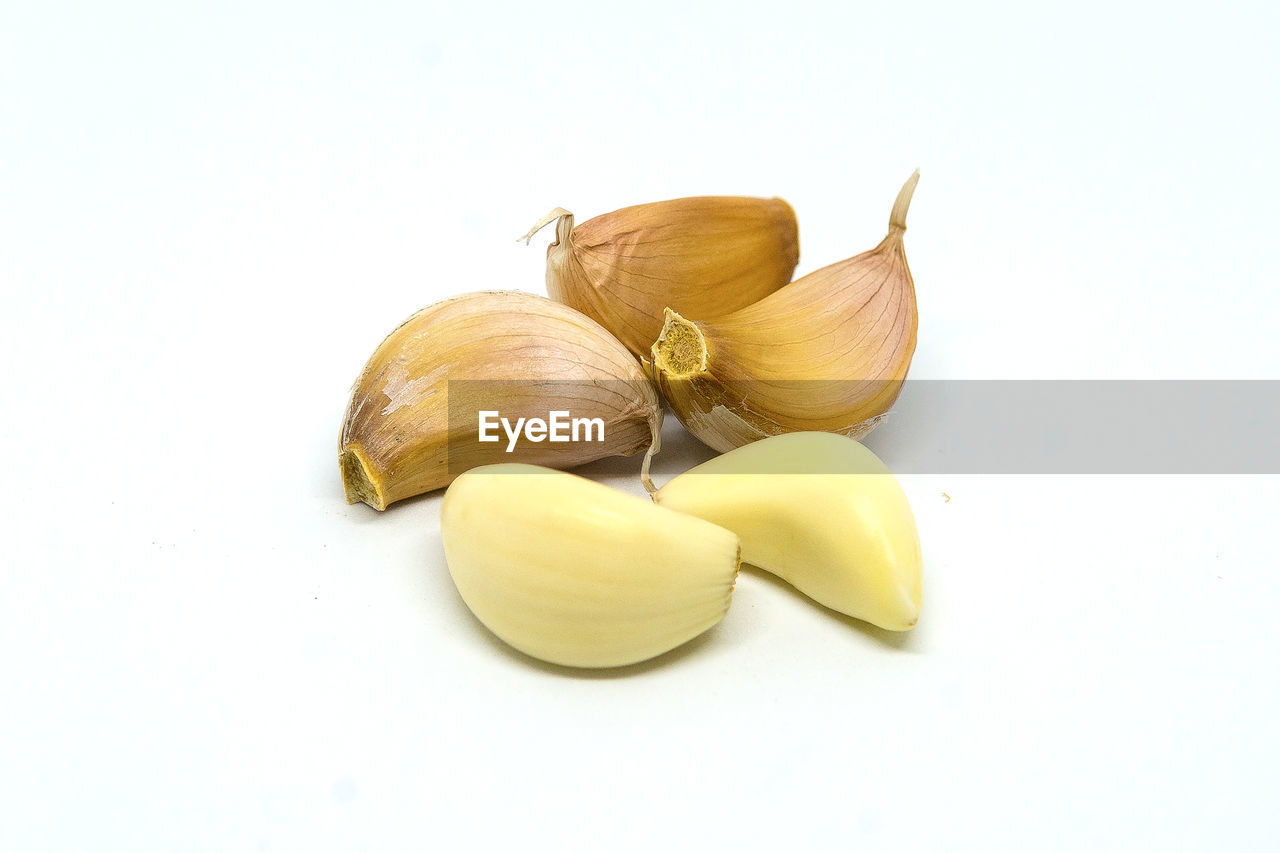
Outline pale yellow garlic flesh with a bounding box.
[340,291,662,510]
[651,172,920,453]
[524,196,800,361]
[652,432,922,631]
[442,464,741,668]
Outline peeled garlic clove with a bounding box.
[652,432,922,631]
[340,291,662,511]
[651,172,920,452]
[442,464,741,668]
[522,196,799,361]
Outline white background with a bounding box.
[2,1,1278,850]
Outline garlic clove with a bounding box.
[340,291,662,510]
[650,172,920,452]
[442,464,741,668]
[523,196,800,361]
[652,432,922,631]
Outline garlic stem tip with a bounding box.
[519,207,574,247]
[640,415,662,495]
[889,171,920,234]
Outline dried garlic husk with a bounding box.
[443,464,740,668]
[522,196,799,361]
[650,172,920,452]
[340,291,662,510]
[653,432,922,630]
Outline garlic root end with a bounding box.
[340,446,386,511]
[652,308,708,378]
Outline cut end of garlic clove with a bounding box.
[652,308,708,378]
[340,446,387,511]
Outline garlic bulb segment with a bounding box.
[653,432,922,631]
[442,464,741,668]
[339,291,662,510]
[521,196,800,361]
[651,172,920,452]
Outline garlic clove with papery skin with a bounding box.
[651,172,920,452]
[340,291,662,510]
[523,196,799,361]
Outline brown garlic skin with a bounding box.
[340,291,662,510]
[528,196,800,362]
[650,172,920,453]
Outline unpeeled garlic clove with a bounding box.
[650,172,920,452]
[442,464,741,668]
[522,196,800,361]
[652,432,922,631]
[340,291,662,510]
